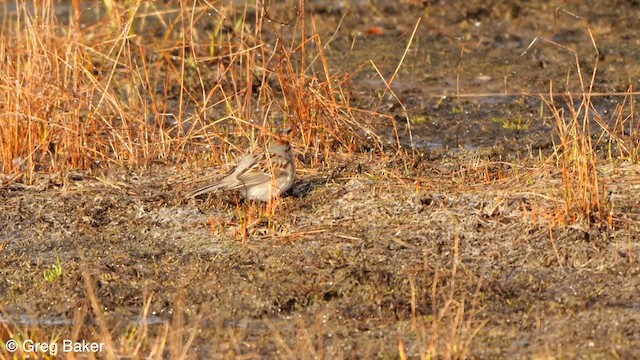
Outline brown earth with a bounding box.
[2,155,640,358]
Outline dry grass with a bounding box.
[2,1,640,359]
[0,0,386,182]
[0,292,195,360]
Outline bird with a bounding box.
[187,139,295,202]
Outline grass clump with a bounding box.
[0,1,384,183]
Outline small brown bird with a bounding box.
[188,140,295,202]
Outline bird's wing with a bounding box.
[188,153,260,197]
[231,153,290,188]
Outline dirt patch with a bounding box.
[2,157,640,357]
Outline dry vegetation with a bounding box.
[1,0,640,359]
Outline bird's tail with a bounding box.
[187,182,224,198]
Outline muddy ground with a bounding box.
[2,0,640,358]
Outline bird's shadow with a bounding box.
[286,175,328,199]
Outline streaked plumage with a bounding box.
[188,140,295,202]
